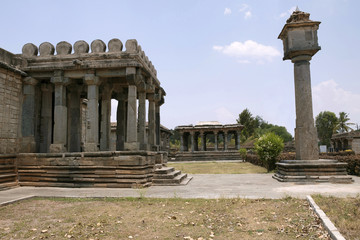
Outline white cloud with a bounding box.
[238,4,252,19]
[215,107,236,124]
[313,80,360,124]
[213,40,281,63]
[239,4,249,12]
[279,6,296,18]
[224,8,231,15]
[244,11,252,19]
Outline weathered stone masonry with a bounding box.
[0,38,174,189]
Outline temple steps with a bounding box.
[152,166,192,186]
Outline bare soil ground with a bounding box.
[167,162,267,174]
[0,197,330,240]
[312,195,360,240]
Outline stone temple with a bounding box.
[0,38,190,188]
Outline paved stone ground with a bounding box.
[1,174,360,204]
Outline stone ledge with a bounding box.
[274,159,353,183]
[307,196,346,240]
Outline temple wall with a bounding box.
[352,139,360,154]
[0,49,23,154]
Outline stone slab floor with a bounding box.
[1,174,360,204]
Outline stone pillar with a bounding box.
[214,131,218,151]
[155,96,161,147]
[236,131,241,150]
[137,80,147,150]
[83,73,101,152]
[148,93,156,150]
[21,77,38,152]
[39,83,53,153]
[224,132,228,151]
[116,92,127,151]
[50,71,69,152]
[292,55,319,160]
[190,132,195,152]
[180,133,184,152]
[194,133,199,151]
[67,85,82,152]
[124,84,139,150]
[200,132,206,151]
[100,84,112,151]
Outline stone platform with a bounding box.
[273,159,353,183]
[174,151,241,162]
[0,151,191,189]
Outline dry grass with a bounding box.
[167,161,267,174]
[0,197,330,240]
[312,195,360,240]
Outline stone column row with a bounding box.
[22,69,162,153]
[179,130,242,152]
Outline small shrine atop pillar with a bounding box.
[278,8,321,60]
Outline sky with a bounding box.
[1,0,360,136]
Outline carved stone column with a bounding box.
[67,85,82,152]
[147,93,156,150]
[236,131,241,150]
[180,133,184,152]
[214,131,218,151]
[83,73,100,152]
[190,132,195,152]
[137,78,147,150]
[224,131,228,151]
[200,132,205,151]
[125,67,139,150]
[39,83,53,153]
[21,77,39,152]
[292,55,319,160]
[50,71,69,153]
[100,83,113,151]
[116,90,127,151]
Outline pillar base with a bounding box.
[49,144,66,153]
[83,143,99,152]
[124,142,140,151]
[273,159,353,183]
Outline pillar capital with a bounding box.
[51,72,69,85]
[126,67,137,85]
[84,73,101,85]
[136,79,147,93]
[291,55,312,63]
[23,77,38,86]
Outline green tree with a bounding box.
[335,112,354,133]
[254,132,284,172]
[315,111,338,147]
[236,108,260,142]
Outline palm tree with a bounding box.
[335,112,355,133]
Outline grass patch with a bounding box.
[0,197,330,239]
[167,161,267,174]
[312,195,360,240]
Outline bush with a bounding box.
[239,148,247,160]
[254,132,284,172]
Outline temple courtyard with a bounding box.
[1,170,360,203]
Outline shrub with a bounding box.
[239,148,247,160]
[254,132,284,172]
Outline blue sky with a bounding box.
[1,0,359,135]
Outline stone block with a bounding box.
[124,142,140,151]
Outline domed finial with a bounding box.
[295,6,300,12]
